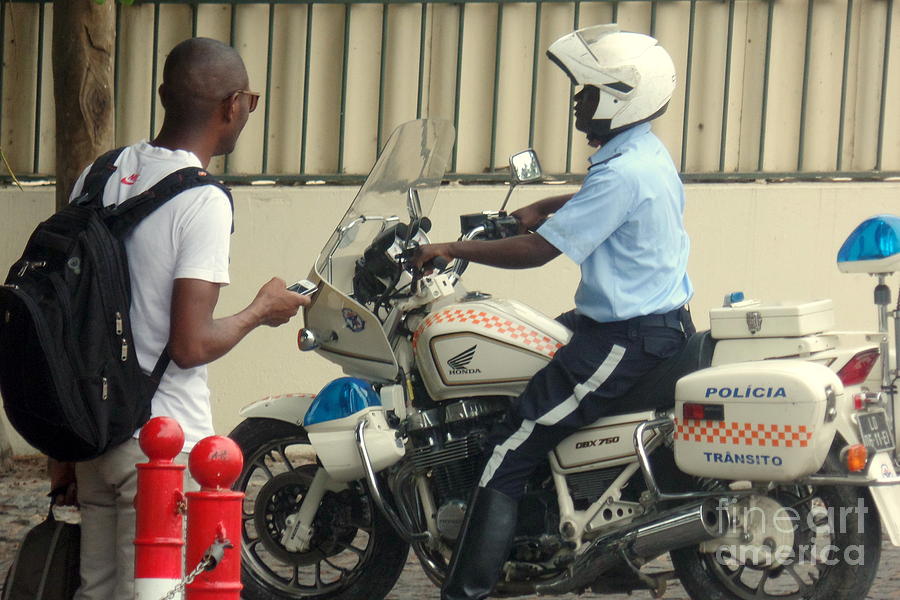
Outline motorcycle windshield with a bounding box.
[306,119,455,382]
[315,119,456,293]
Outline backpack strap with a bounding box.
[106,167,234,240]
[150,348,170,386]
[72,147,127,207]
[106,168,233,383]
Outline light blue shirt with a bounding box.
[537,123,693,323]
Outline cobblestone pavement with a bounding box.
[1,455,897,599]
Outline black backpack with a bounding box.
[0,147,232,461]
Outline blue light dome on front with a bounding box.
[837,215,900,274]
[304,377,382,427]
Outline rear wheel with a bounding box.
[671,476,881,600]
[229,418,409,600]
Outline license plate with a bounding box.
[857,410,895,452]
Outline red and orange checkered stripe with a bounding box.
[412,307,564,359]
[674,418,814,448]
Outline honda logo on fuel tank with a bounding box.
[447,345,481,374]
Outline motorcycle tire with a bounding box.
[229,417,409,600]
[670,459,882,600]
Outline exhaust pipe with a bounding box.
[535,498,723,595]
[630,497,722,558]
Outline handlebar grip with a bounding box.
[430,256,450,271]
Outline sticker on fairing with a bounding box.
[342,308,366,333]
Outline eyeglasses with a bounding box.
[231,89,260,113]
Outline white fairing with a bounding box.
[306,407,405,482]
[413,298,571,401]
[305,276,400,382]
[239,392,316,424]
[674,360,841,481]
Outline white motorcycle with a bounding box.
[229,119,900,600]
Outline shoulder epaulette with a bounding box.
[588,152,622,170]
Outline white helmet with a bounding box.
[547,24,676,139]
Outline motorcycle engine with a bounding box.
[404,397,508,542]
[403,396,594,574]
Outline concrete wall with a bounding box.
[2,181,899,454]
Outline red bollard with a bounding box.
[185,436,244,600]
[134,417,187,600]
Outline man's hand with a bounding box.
[170,276,309,368]
[510,204,544,232]
[510,193,574,232]
[48,458,77,506]
[413,243,454,270]
[254,277,309,327]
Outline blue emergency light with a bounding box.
[304,377,382,427]
[837,215,900,274]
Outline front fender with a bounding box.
[239,392,317,426]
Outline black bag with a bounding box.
[1,508,80,600]
[0,148,232,461]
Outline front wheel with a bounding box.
[671,477,881,600]
[229,417,409,600]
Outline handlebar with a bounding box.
[443,213,521,283]
[441,225,485,284]
[357,212,522,306]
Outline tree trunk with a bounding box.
[52,0,115,210]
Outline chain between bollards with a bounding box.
[136,422,244,600]
[157,537,231,600]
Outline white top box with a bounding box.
[709,299,834,339]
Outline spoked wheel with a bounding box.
[672,473,881,600]
[229,418,409,600]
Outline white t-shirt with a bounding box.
[71,141,232,450]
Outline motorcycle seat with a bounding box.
[605,330,715,416]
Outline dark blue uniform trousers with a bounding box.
[478,308,691,499]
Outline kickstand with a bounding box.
[619,550,669,599]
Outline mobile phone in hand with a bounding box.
[287,279,318,296]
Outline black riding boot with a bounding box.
[441,487,518,600]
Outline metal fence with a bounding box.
[2,0,898,183]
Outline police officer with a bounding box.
[414,24,695,600]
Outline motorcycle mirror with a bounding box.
[501,149,543,212]
[509,149,543,184]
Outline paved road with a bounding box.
[1,456,897,599]
[388,542,900,600]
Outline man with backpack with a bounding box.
[54,38,308,599]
